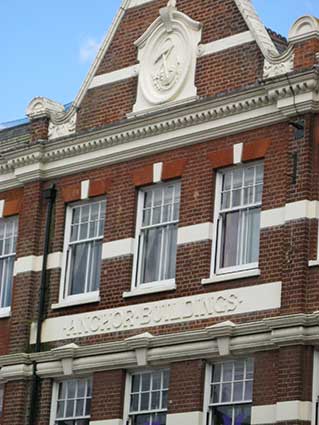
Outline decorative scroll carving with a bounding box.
[133,1,202,114]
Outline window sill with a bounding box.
[123,280,176,298]
[0,307,11,319]
[309,259,319,267]
[51,292,100,310]
[202,269,261,284]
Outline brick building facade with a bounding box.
[0,1,319,424]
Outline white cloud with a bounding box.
[79,37,102,63]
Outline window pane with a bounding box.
[220,212,240,268]
[234,405,251,425]
[213,364,222,383]
[140,392,150,411]
[140,228,162,284]
[152,372,161,390]
[161,390,168,409]
[131,394,139,412]
[66,400,75,418]
[233,382,244,401]
[222,363,233,382]
[1,257,14,308]
[68,243,89,295]
[162,225,177,281]
[87,241,102,292]
[243,208,260,264]
[141,374,151,391]
[56,401,65,418]
[221,383,232,403]
[212,405,233,425]
[211,384,221,403]
[244,381,253,401]
[154,412,167,425]
[234,361,245,381]
[151,391,160,410]
[132,374,140,393]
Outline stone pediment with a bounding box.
[132,0,202,115]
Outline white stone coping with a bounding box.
[51,292,100,310]
[251,401,312,424]
[202,269,261,285]
[123,279,176,298]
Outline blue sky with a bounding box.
[0,0,318,124]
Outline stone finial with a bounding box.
[167,0,176,7]
[288,15,319,43]
[26,97,65,120]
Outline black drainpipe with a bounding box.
[29,185,56,425]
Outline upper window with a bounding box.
[134,181,180,287]
[52,378,92,425]
[0,216,18,311]
[207,359,254,425]
[214,163,263,275]
[128,370,170,425]
[62,199,106,301]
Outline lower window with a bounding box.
[207,360,254,425]
[128,370,169,425]
[53,378,92,425]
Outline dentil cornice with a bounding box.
[1,71,318,191]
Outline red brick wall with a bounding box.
[168,360,205,413]
[2,381,29,425]
[91,370,126,420]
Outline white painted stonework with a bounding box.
[81,180,90,200]
[199,31,254,56]
[48,113,77,141]
[14,253,63,276]
[102,238,135,259]
[128,0,153,8]
[260,200,319,229]
[31,282,281,343]
[251,401,312,424]
[90,420,123,425]
[177,222,213,245]
[133,1,202,113]
[166,411,203,425]
[0,200,4,218]
[89,65,139,89]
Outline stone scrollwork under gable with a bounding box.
[26,97,77,141]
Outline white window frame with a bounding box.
[210,162,263,280]
[59,198,106,306]
[0,216,18,317]
[123,368,170,425]
[131,181,180,293]
[203,360,254,425]
[49,378,92,425]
